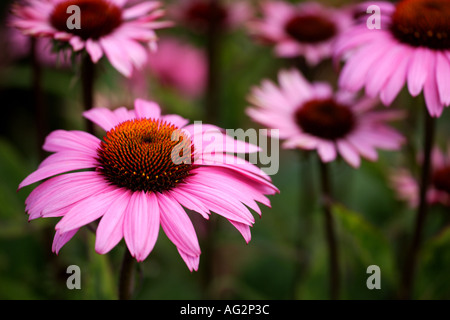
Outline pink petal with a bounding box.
[133,99,161,119]
[158,192,201,258]
[365,44,405,98]
[83,107,121,131]
[95,188,131,254]
[55,186,121,233]
[168,188,210,219]
[43,130,100,156]
[86,39,103,63]
[19,151,96,188]
[124,191,160,262]
[317,141,337,163]
[178,183,255,225]
[27,172,108,220]
[407,47,432,97]
[337,140,361,168]
[100,36,133,77]
[436,52,450,105]
[161,115,190,128]
[122,2,161,20]
[339,39,389,93]
[177,248,200,272]
[423,54,443,117]
[52,228,78,254]
[228,220,252,243]
[379,46,412,105]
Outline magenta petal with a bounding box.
[423,54,443,117]
[337,140,361,168]
[43,130,100,156]
[55,186,120,233]
[177,248,200,272]
[30,173,108,220]
[158,192,201,258]
[134,99,161,119]
[178,183,255,225]
[317,141,337,163]
[161,115,190,128]
[168,188,210,219]
[407,47,431,97]
[436,52,450,105]
[100,36,133,77]
[52,228,78,254]
[95,188,131,255]
[339,40,387,93]
[86,39,103,63]
[19,152,96,189]
[379,47,412,105]
[365,45,405,98]
[124,191,160,262]
[83,107,121,132]
[229,220,252,244]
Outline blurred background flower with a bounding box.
[248,1,353,66]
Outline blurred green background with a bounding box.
[1,0,450,300]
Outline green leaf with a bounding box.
[333,204,397,296]
[417,226,450,299]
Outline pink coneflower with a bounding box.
[146,37,207,98]
[335,0,450,117]
[390,145,450,208]
[10,0,172,77]
[247,1,353,66]
[2,20,73,68]
[18,99,278,270]
[171,0,252,32]
[246,69,405,168]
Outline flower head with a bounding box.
[146,37,207,98]
[391,144,450,207]
[18,99,278,270]
[247,69,405,168]
[11,0,172,77]
[335,0,450,117]
[170,0,252,32]
[248,1,353,65]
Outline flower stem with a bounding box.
[30,38,47,160]
[205,0,221,125]
[118,248,136,300]
[400,108,436,300]
[318,160,340,300]
[81,53,95,135]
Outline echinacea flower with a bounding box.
[247,1,353,66]
[246,69,405,168]
[18,99,278,271]
[170,0,252,32]
[10,0,172,77]
[146,37,207,98]
[334,0,450,117]
[390,145,450,208]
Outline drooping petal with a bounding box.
[158,192,201,259]
[123,191,160,262]
[95,188,131,254]
[55,186,122,233]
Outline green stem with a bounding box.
[400,108,436,299]
[118,249,136,300]
[318,160,340,300]
[81,53,95,135]
[30,38,47,160]
[205,0,222,125]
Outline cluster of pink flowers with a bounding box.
[11,0,450,285]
